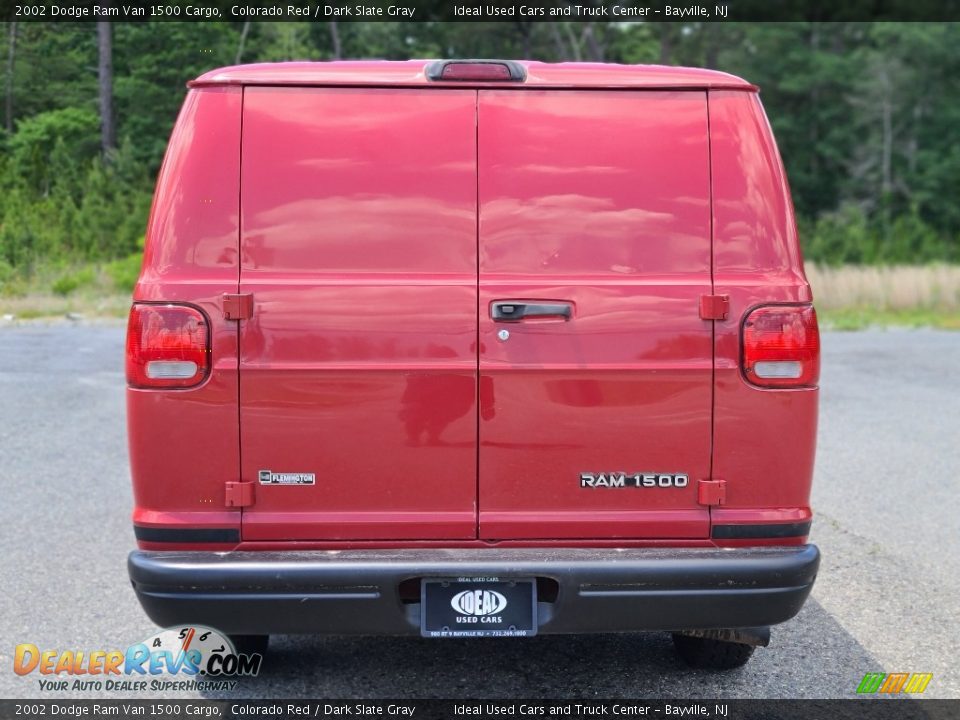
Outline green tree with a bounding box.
[6,107,100,196]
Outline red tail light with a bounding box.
[742,305,820,388]
[126,304,210,389]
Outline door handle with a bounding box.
[491,301,573,322]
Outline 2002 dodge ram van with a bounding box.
[126,60,821,670]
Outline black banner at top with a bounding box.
[3,0,960,22]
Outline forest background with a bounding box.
[2,21,958,326]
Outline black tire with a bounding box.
[230,634,270,656]
[671,633,755,670]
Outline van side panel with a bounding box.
[129,87,242,548]
[709,90,817,540]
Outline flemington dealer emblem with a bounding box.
[258,470,316,485]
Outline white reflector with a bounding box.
[145,360,199,380]
[753,360,802,379]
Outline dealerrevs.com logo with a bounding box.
[13,626,262,692]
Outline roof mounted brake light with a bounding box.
[426,60,526,83]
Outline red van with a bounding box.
[126,60,820,670]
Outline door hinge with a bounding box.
[225,481,255,508]
[699,294,730,321]
[223,293,253,321]
[698,479,727,506]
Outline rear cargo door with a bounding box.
[477,90,713,539]
[238,88,478,541]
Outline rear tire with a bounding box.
[230,634,270,656]
[671,633,755,670]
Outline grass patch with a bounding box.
[807,264,960,312]
[0,293,131,320]
[4,260,960,328]
[808,265,960,329]
[51,266,98,296]
[818,307,960,330]
[8,297,957,328]
[0,259,133,320]
[105,253,143,294]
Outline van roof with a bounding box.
[189,60,757,91]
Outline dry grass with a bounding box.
[807,264,960,311]
[3,265,959,330]
[0,292,131,320]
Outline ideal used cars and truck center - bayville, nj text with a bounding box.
[31,4,721,19]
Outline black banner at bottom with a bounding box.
[1,700,958,720]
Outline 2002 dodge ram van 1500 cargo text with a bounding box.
[126,60,821,670]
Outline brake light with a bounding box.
[742,305,819,388]
[441,63,510,81]
[126,304,210,389]
[425,60,526,83]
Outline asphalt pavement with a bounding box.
[0,322,957,699]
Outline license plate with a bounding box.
[420,577,537,638]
